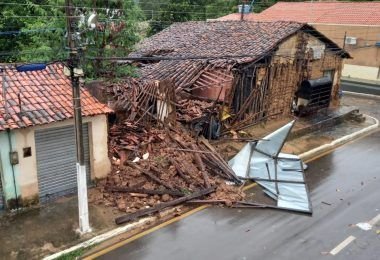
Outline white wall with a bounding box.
[11,114,111,200]
[342,64,380,81]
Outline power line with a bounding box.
[0,1,243,10]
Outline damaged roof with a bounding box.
[0,63,112,131]
[133,21,311,63]
[131,21,349,87]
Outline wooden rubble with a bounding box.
[99,79,248,224]
[95,120,245,225]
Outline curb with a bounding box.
[44,115,379,259]
[43,208,177,260]
[343,91,380,100]
[299,114,379,161]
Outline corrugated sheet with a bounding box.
[35,124,90,203]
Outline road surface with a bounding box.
[341,80,380,96]
[93,130,380,260]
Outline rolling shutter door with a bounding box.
[0,177,3,209]
[35,124,91,203]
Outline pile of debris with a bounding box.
[176,99,215,123]
[96,78,312,224]
[94,120,245,224]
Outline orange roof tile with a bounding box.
[220,2,380,25]
[217,13,258,21]
[0,63,112,131]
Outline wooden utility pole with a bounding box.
[240,0,248,21]
[343,31,347,50]
[65,0,91,234]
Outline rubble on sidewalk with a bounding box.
[92,120,245,223]
[93,78,313,225]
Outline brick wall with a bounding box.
[266,32,344,119]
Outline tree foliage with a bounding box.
[146,0,240,36]
[0,0,143,78]
[0,0,66,63]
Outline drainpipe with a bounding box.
[6,129,19,210]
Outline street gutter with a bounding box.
[299,114,379,162]
[343,91,380,100]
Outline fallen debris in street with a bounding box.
[229,120,313,214]
[115,187,216,225]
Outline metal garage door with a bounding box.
[0,176,4,209]
[35,124,91,203]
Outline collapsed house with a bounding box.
[95,21,350,222]
[109,21,350,138]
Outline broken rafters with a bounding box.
[115,187,216,225]
[105,186,184,197]
[125,161,175,191]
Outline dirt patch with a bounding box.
[282,136,334,155]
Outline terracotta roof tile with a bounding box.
[222,2,380,25]
[130,21,347,89]
[0,63,112,131]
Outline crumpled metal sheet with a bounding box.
[229,120,312,213]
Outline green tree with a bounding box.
[0,0,143,78]
[82,0,143,78]
[147,0,240,36]
[0,0,66,63]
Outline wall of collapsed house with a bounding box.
[107,31,345,138]
[266,32,344,120]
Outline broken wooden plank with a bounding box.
[191,144,210,188]
[115,187,216,225]
[105,186,184,197]
[186,199,226,204]
[166,148,213,154]
[125,161,174,190]
[168,157,193,185]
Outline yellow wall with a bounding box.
[312,23,380,80]
[342,64,380,81]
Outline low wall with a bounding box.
[342,64,380,82]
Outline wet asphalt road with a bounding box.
[97,131,380,260]
[341,81,380,96]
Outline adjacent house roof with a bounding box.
[218,2,380,25]
[216,12,258,21]
[130,21,349,89]
[0,63,112,131]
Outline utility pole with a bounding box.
[240,0,248,21]
[65,0,91,234]
[343,31,347,50]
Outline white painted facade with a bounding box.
[0,114,111,205]
[342,64,380,82]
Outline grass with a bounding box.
[54,243,98,260]
[54,248,86,260]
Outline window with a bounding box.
[23,147,32,158]
[323,70,335,81]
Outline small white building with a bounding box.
[0,63,112,209]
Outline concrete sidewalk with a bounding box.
[0,99,378,259]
